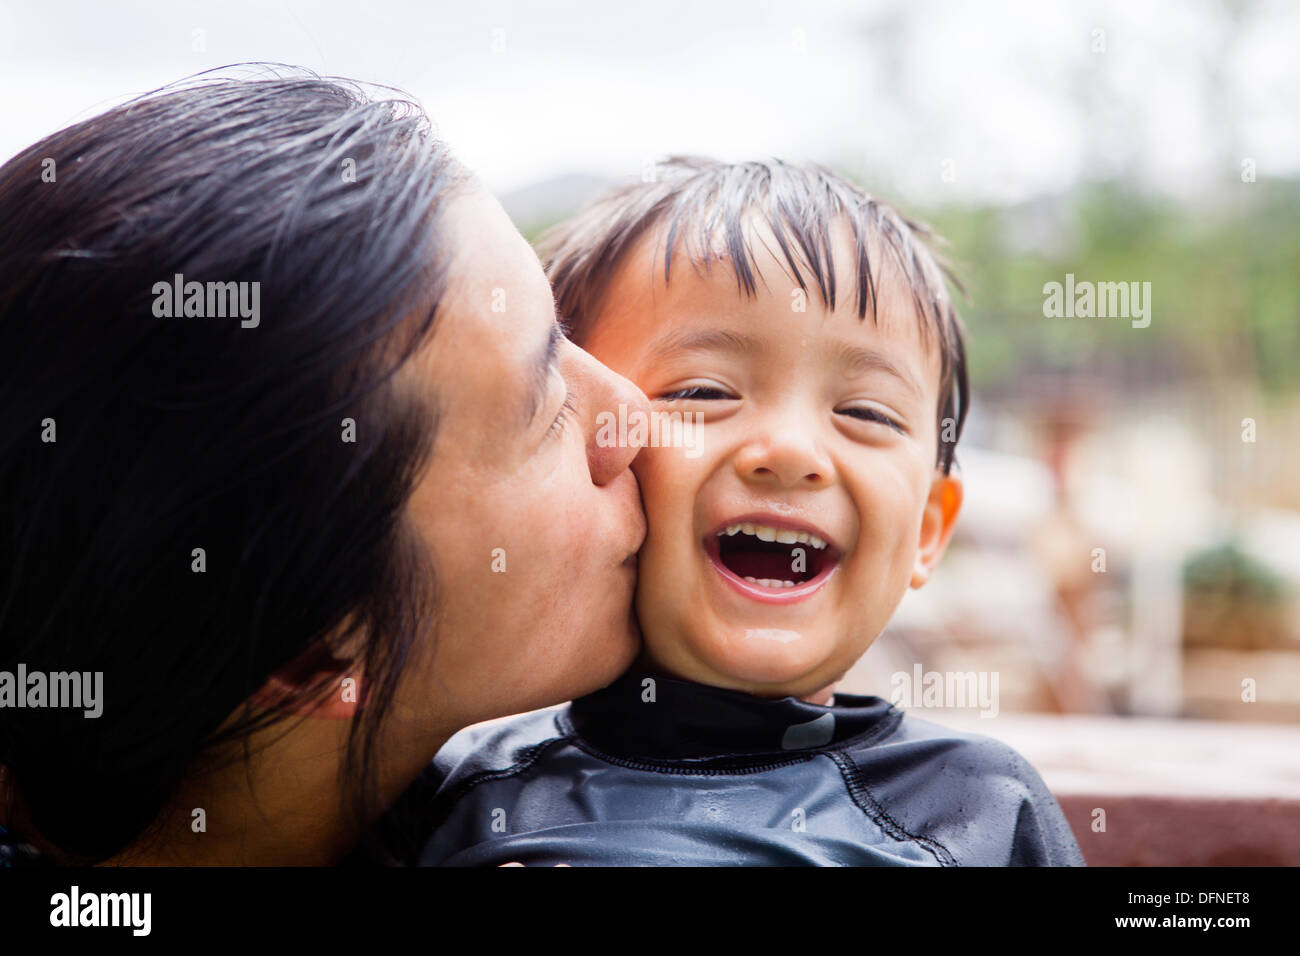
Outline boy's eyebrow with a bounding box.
[523,320,564,426]
[645,328,763,362]
[834,340,923,399]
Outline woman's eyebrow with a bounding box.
[522,320,564,426]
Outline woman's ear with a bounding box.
[910,471,964,589]
[250,672,359,719]
[249,640,362,719]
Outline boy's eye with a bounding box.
[837,405,906,434]
[659,385,732,401]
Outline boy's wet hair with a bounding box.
[539,156,969,474]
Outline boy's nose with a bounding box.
[733,412,834,489]
[563,340,651,486]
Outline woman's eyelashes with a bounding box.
[547,391,577,439]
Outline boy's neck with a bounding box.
[802,684,836,706]
[630,649,837,706]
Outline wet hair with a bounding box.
[0,67,465,862]
[540,156,969,473]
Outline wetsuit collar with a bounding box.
[565,668,898,761]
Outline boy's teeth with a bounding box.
[716,522,829,550]
[743,576,797,588]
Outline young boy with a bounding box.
[393,157,1084,866]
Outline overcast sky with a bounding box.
[1,0,1297,205]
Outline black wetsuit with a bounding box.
[377,669,1086,867]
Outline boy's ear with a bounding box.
[910,471,963,589]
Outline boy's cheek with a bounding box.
[631,444,701,518]
[629,448,654,484]
[632,439,691,476]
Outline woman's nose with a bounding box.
[562,341,651,486]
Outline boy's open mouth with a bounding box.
[704,520,841,601]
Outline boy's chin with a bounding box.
[650,623,844,698]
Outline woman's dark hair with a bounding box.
[0,67,465,862]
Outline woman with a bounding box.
[0,69,649,865]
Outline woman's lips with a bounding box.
[703,533,840,605]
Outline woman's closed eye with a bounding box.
[547,391,577,439]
